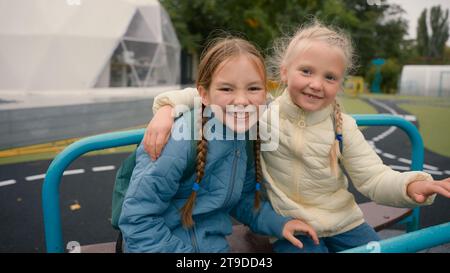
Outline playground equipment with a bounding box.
[370,58,385,93]
[42,115,450,253]
[344,76,365,97]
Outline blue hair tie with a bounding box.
[192,183,200,192]
[336,134,343,142]
[255,182,261,191]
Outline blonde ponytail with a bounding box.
[330,100,343,176]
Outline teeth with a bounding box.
[303,92,321,99]
[233,112,247,119]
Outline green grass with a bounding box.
[397,103,450,158]
[339,95,378,114]
[360,93,450,107]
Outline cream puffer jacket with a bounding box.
[152,88,435,238]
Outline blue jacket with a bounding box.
[118,111,292,252]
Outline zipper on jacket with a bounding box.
[188,226,200,253]
[223,146,240,208]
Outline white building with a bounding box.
[0,0,181,90]
[399,65,450,97]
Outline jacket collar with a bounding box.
[278,89,333,126]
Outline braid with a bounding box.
[181,104,208,228]
[330,100,343,176]
[196,104,208,183]
[253,122,262,210]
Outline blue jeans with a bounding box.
[273,222,380,253]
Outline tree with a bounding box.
[429,6,449,59]
[416,5,449,60]
[417,9,429,57]
[160,0,410,90]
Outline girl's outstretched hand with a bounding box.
[282,219,319,248]
[407,177,450,203]
[143,105,174,160]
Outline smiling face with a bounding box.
[198,54,266,133]
[281,40,345,112]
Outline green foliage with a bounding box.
[160,0,411,83]
[415,5,449,62]
[429,6,450,59]
[417,9,429,57]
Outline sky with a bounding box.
[387,0,450,44]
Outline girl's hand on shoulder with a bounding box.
[143,105,174,160]
[407,177,450,203]
[282,219,319,248]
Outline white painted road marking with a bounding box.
[423,164,438,171]
[0,179,16,187]
[389,165,410,171]
[382,153,396,159]
[398,114,416,122]
[92,165,115,172]
[424,170,444,176]
[25,169,85,181]
[368,99,444,176]
[63,169,85,176]
[369,99,396,114]
[372,126,397,142]
[398,158,412,164]
[26,174,46,181]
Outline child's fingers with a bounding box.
[432,183,450,198]
[143,130,151,155]
[304,227,320,245]
[437,179,450,192]
[148,131,157,160]
[155,132,169,158]
[285,233,303,249]
[413,193,426,203]
[143,131,149,152]
[438,177,450,184]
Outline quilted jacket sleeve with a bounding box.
[152,87,199,114]
[118,133,194,253]
[341,114,435,208]
[230,151,293,239]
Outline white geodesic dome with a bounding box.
[0,0,180,90]
[399,65,450,97]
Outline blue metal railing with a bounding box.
[42,129,145,253]
[42,115,446,253]
[353,114,424,233]
[341,222,450,253]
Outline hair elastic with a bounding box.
[192,183,200,192]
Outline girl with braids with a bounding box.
[142,21,450,253]
[118,37,318,253]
